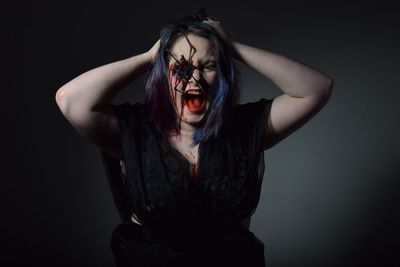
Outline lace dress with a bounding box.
[100,98,273,267]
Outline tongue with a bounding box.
[186,96,204,112]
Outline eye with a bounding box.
[203,64,216,71]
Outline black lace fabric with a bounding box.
[100,98,273,267]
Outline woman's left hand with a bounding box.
[203,18,239,58]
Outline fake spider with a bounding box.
[165,34,207,129]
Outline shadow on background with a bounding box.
[338,159,400,267]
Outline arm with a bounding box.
[56,51,152,112]
[55,40,160,159]
[233,41,333,150]
[232,41,333,99]
[203,18,333,149]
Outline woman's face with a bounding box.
[167,33,218,127]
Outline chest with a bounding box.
[168,136,198,163]
[167,136,200,179]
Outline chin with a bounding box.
[182,103,209,126]
[182,112,205,125]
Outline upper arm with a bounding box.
[84,106,123,159]
[56,95,123,159]
[263,89,332,150]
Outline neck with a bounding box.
[178,121,197,139]
[166,120,199,144]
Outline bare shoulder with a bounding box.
[263,90,332,150]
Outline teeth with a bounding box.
[186,90,202,95]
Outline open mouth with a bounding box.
[183,89,207,113]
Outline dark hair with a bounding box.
[144,9,240,146]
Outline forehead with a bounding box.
[169,34,214,61]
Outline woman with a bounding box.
[55,9,333,267]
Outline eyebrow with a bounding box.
[202,59,216,64]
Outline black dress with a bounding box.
[100,98,273,267]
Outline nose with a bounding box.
[189,67,201,85]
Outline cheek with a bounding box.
[205,72,218,87]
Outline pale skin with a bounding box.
[55,18,333,230]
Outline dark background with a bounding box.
[3,0,399,266]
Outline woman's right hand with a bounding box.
[147,39,160,63]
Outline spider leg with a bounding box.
[190,75,205,93]
[165,49,181,63]
[182,34,197,64]
[166,48,187,85]
[173,77,185,94]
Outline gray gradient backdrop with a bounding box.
[3,0,399,266]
